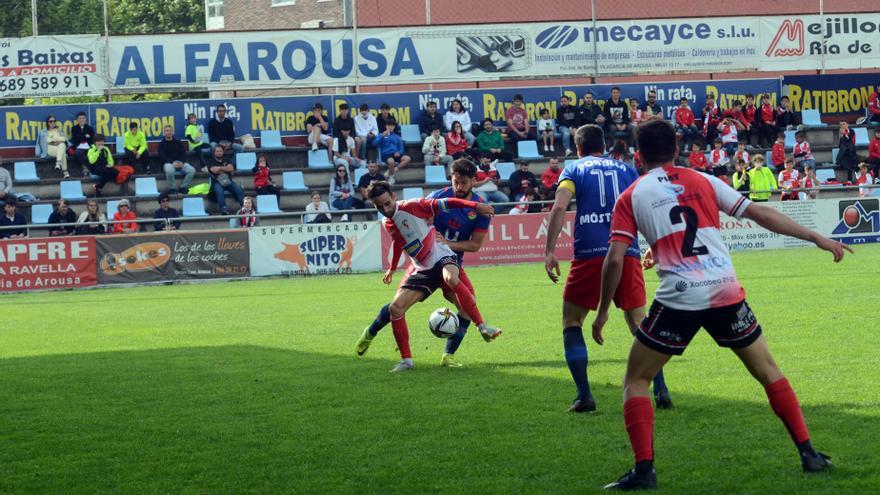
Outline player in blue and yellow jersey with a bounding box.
[543,124,671,413]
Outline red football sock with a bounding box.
[624,397,654,463]
[391,315,412,359]
[452,283,483,326]
[765,377,810,444]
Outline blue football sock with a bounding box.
[368,304,391,336]
[563,326,591,400]
[445,315,470,354]
[653,368,668,395]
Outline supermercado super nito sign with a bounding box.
[0,237,97,291]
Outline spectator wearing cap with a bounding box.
[505,94,532,143]
[208,104,243,154]
[124,121,149,173]
[354,103,379,160]
[443,99,475,145]
[48,199,77,237]
[306,102,333,159]
[376,104,399,135]
[372,118,410,185]
[153,193,181,231]
[475,119,513,162]
[87,133,119,197]
[159,125,196,195]
[112,199,138,234]
[0,199,27,239]
[508,160,539,201]
[419,100,445,139]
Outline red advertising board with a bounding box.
[0,236,97,292]
[380,212,576,269]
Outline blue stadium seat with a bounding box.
[816,169,837,184]
[353,168,368,186]
[260,130,284,150]
[106,200,120,219]
[402,187,424,200]
[832,147,839,164]
[282,171,307,192]
[182,197,208,217]
[135,177,160,198]
[13,161,39,182]
[517,141,542,160]
[256,194,282,214]
[235,152,257,172]
[30,204,53,224]
[425,165,447,185]
[496,162,516,181]
[308,150,332,169]
[801,109,827,127]
[114,136,126,155]
[765,151,773,165]
[60,180,86,201]
[854,127,869,147]
[401,125,421,145]
[784,130,797,150]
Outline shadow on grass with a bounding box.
[0,345,875,494]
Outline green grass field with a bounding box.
[1,245,878,494]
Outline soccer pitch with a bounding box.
[1,246,878,493]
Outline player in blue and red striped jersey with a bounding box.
[544,124,671,414]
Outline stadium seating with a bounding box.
[235,152,257,172]
[106,200,120,219]
[496,162,515,181]
[401,125,421,145]
[402,187,424,200]
[260,131,285,150]
[60,180,86,201]
[765,151,773,165]
[14,161,39,182]
[425,165,447,185]
[307,150,332,169]
[30,204,53,224]
[135,177,160,198]
[784,130,797,150]
[816,169,837,184]
[353,168,368,186]
[517,141,542,160]
[854,127,869,146]
[256,194,282,213]
[114,136,126,155]
[802,110,827,127]
[182,197,208,217]
[282,171,307,192]
[831,147,839,164]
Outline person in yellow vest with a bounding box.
[124,122,149,174]
[747,154,777,202]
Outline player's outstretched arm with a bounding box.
[543,188,574,283]
[592,241,628,345]
[743,203,853,262]
[437,231,487,253]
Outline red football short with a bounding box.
[563,256,646,311]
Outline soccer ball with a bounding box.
[428,308,458,339]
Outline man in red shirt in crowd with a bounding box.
[868,128,880,179]
[772,132,787,172]
[674,98,698,149]
[541,157,562,200]
[741,94,757,146]
[756,94,778,147]
[702,93,722,147]
[688,142,709,172]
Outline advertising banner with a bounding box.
[760,15,880,72]
[783,73,877,119]
[249,222,381,276]
[0,236,96,292]
[96,230,249,284]
[0,35,106,98]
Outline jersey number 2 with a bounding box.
[669,206,708,257]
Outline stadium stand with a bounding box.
[496,162,516,181]
[282,171,308,192]
[235,152,257,172]
[802,110,827,128]
[182,197,209,217]
[424,165,447,185]
[260,131,285,151]
[401,125,422,145]
[402,187,424,200]
[307,150,332,169]
[14,161,39,183]
[59,180,86,201]
[517,141,542,160]
[30,204,53,224]
[135,177,160,198]
[256,194,283,214]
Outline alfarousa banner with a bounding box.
[96,230,249,285]
[0,35,107,99]
[0,236,97,292]
[248,222,381,276]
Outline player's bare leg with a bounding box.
[385,288,424,372]
[731,335,831,472]
[562,301,596,413]
[623,307,672,409]
[441,263,501,342]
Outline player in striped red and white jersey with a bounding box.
[593,120,851,490]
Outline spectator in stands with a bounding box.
[674,98,698,149]
[0,199,27,239]
[422,126,452,168]
[747,154,777,202]
[778,157,800,201]
[445,121,471,161]
[444,99,475,145]
[207,145,244,215]
[123,122,149,173]
[689,142,710,173]
[732,159,750,196]
[153,193,181,231]
[75,199,108,235]
[159,125,195,195]
[184,113,210,169]
[857,163,874,197]
[629,98,645,129]
[47,199,77,236]
[354,103,378,160]
[724,100,752,148]
[756,94,778,148]
[836,121,858,181]
[541,158,562,200]
[306,102,333,157]
[70,111,94,175]
[87,134,118,197]
[372,119,410,186]
[772,132,786,172]
[801,165,819,200]
[252,154,281,202]
[734,141,750,165]
[793,130,815,172]
[557,95,579,156]
[741,94,758,146]
[579,91,605,127]
[305,191,331,224]
[505,94,531,143]
[537,108,556,154]
[376,104,398,135]
[208,104,243,153]
[867,83,880,125]
[709,138,730,177]
[329,165,360,221]
[419,100,445,139]
[476,118,513,161]
[236,196,258,228]
[776,96,800,132]
[508,160,539,201]
[0,164,14,207]
[603,87,630,147]
[718,114,744,156]
[333,127,365,171]
[42,116,71,178]
[702,93,722,149]
[641,90,663,119]
[357,160,385,207]
[112,199,138,234]
[869,128,880,179]
[474,154,509,204]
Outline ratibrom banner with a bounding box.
[0,35,106,98]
